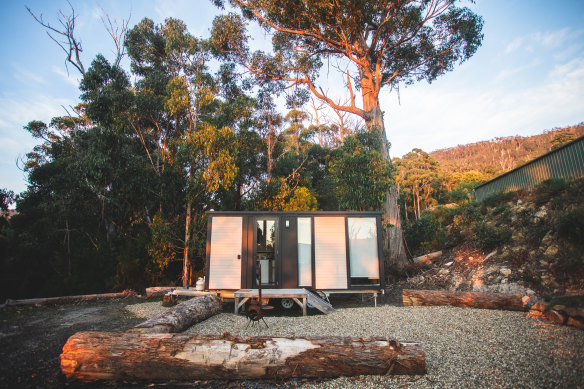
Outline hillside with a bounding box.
[430,123,584,177]
[403,178,584,297]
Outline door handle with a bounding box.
[237,254,241,259]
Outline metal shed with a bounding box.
[204,211,385,293]
[474,135,584,201]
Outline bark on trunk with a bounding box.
[183,199,192,288]
[145,286,175,298]
[361,88,408,272]
[60,332,426,381]
[402,289,528,311]
[128,294,221,334]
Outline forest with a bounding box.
[0,0,494,300]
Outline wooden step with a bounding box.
[305,289,335,314]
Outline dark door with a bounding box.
[253,217,279,287]
[280,216,298,288]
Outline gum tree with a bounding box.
[210,0,483,266]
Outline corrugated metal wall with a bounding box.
[474,136,584,202]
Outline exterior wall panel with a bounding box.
[475,136,584,201]
[314,217,348,289]
[208,216,242,290]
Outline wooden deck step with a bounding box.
[305,289,335,314]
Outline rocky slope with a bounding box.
[403,178,584,300]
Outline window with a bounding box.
[348,218,379,284]
[297,217,312,286]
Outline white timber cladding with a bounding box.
[208,216,242,289]
[314,217,347,289]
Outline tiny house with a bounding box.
[204,211,385,292]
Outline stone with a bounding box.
[484,265,499,275]
[544,244,559,257]
[471,279,486,291]
[534,206,547,219]
[542,310,567,325]
[484,250,498,261]
[500,268,512,277]
[567,316,584,329]
[438,269,449,276]
[541,231,554,246]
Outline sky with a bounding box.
[1,0,583,195]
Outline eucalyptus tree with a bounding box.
[210,0,483,266]
[126,18,237,287]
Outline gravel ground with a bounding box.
[126,301,584,388]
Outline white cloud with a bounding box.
[506,28,581,53]
[383,55,584,158]
[52,66,81,88]
[0,93,74,192]
[12,64,48,86]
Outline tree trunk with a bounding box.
[128,294,221,334]
[3,290,137,307]
[402,289,528,311]
[60,332,426,381]
[361,87,408,271]
[183,199,192,288]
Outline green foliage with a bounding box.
[482,190,518,207]
[533,178,569,206]
[284,187,318,211]
[472,221,511,251]
[404,215,444,256]
[551,131,577,150]
[330,130,394,211]
[558,206,584,245]
[0,189,14,211]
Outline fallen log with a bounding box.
[3,290,137,308]
[411,251,442,264]
[402,289,527,311]
[128,294,221,334]
[60,331,426,381]
[145,286,175,298]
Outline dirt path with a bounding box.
[0,299,144,388]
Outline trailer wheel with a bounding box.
[281,298,294,309]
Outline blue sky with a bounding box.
[1,0,583,195]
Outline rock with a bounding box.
[484,265,500,276]
[438,269,449,276]
[484,250,498,261]
[488,282,531,295]
[534,206,547,219]
[541,231,554,246]
[500,268,512,277]
[471,279,486,291]
[542,310,567,325]
[567,316,584,329]
[444,261,453,267]
[544,244,559,257]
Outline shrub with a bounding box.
[558,206,584,245]
[534,178,568,206]
[472,221,512,251]
[482,190,517,207]
[404,215,441,256]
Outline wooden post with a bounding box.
[60,332,426,381]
